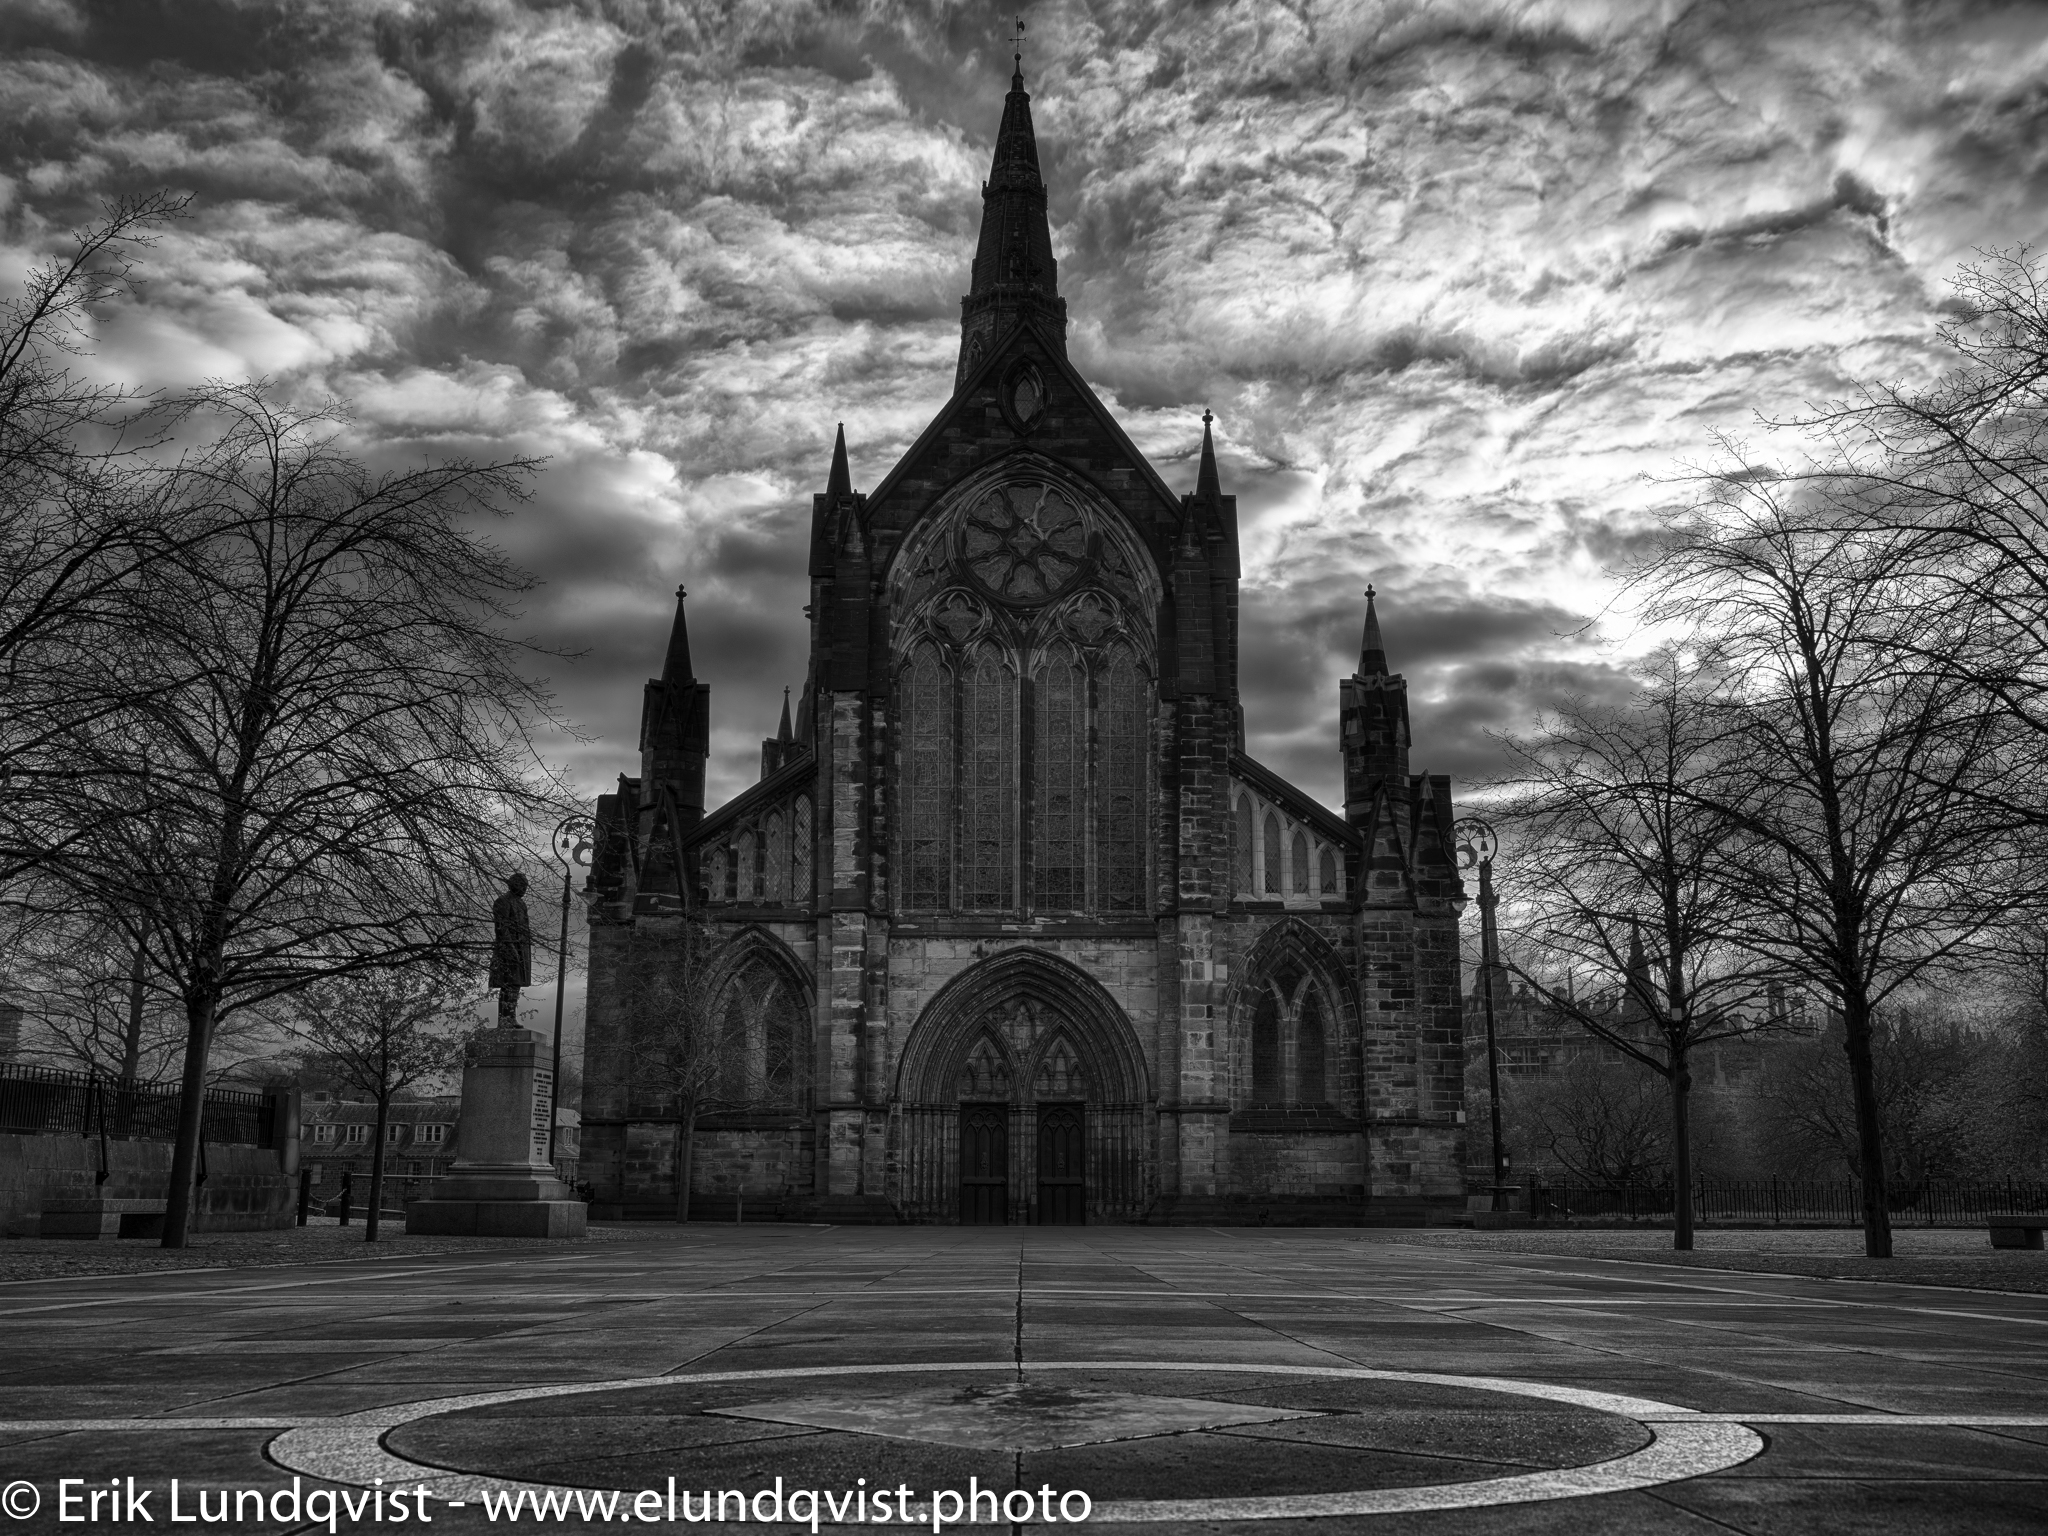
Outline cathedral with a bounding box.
[580,62,1468,1224]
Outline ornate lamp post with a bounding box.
[1454,817,1509,1213]
[548,815,595,1164]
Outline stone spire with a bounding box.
[956,57,1067,387]
[1195,409,1221,502]
[826,423,850,499]
[641,585,708,828]
[777,686,793,743]
[1359,585,1387,676]
[660,583,694,685]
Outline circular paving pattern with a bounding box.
[266,1361,1764,1523]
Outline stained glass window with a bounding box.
[1233,797,1254,893]
[1320,847,1337,894]
[961,648,1015,909]
[1097,645,1146,913]
[765,812,786,904]
[736,831,755,901]
[791,797,813,905]
[1252,988,1281,1103]
[724,846,738,901]
[904,645,951,909]
[1263,812,1282,894]
[721,990,750,1100]
[1033,651,1084,911]
[764,977,800,1105]
[1296,988,1326,1104]
[1291,830,1309,894]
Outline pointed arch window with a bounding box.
[904,645,952,910]
[1251,990,1282,1104]
[735,831,756,901]
[1233,797,1254,894]
[1097,644,1147,913]
[961,648,1016,910]
[1262,812,1282,894]
[1243,968,1336,1108]
[723,845,739,902]
[1033,650,1084,912]
[791,797,813,906]
[1290,830,1309,895]
[714,966,809,1110]
[1297,988,1327,1104]
[1319,847,1338,895]
[764,812,787,904]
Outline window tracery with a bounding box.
[961,648,1016,910]
[765,812,786,904]
[1033,649,1084,912]
[892,471,1156,918]
[791,797,813,905]
[1263,812,1282,894]
[1242,966,1336,1108]
[905,645,952,910]
[1099,645,1146,913]
[1291,830,1309,895]
[1233,796,1254,893]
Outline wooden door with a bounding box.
[1036,1103,1086,1225]
[958,1103,1008,1225]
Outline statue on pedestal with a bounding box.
[489,872,532,1028]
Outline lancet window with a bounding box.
[961,648,1016,910]
[1243,965,1335,1108]
[715,963,808,1109]
[791,797,814,904]
[1033,650,1085,911]
[1097,645,1147,913]
[1231,791,1346,903]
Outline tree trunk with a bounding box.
[160,988,215,1248]
[1840,993,1893,1259]
[366,1092,391,1242]
[674,1102,696,1225]
[1669,1052,1695,1252]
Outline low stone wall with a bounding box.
[0,1133,295,1237]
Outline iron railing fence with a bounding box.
[0,1062,275,1147]
[1527,1176,2048,1226]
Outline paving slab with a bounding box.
[0,1226,2043,1532]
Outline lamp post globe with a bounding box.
[547,816,595,1165]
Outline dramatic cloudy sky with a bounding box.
[6,0,2047,816]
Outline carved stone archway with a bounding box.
[890,948,1152,1224]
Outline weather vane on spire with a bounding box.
[1014,14,1025,70]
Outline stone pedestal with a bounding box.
[406,1026,587,1238]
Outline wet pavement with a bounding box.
[0,1226,2042,1531]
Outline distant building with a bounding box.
[297,1091,581,1193]
[298,1093,459,1192]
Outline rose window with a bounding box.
[961,481,1088,603]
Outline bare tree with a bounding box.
[1491,645,1781,1248]
[1772,249,2048,765]
[1636,464,2035,1257]
[1516,1053,1672,1187]
[45,383,570,1247]
[272,968,468,1241]
[0,195,198,883]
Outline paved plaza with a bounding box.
[0,1227,2043,1533]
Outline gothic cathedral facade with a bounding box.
[581,66,1468,1224]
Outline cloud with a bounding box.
[3,0,2045,822]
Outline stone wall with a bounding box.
[0,1133,295,1237]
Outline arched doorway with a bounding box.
[890,949,1152,1224]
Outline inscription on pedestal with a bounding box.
[531,1068,554,1163]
